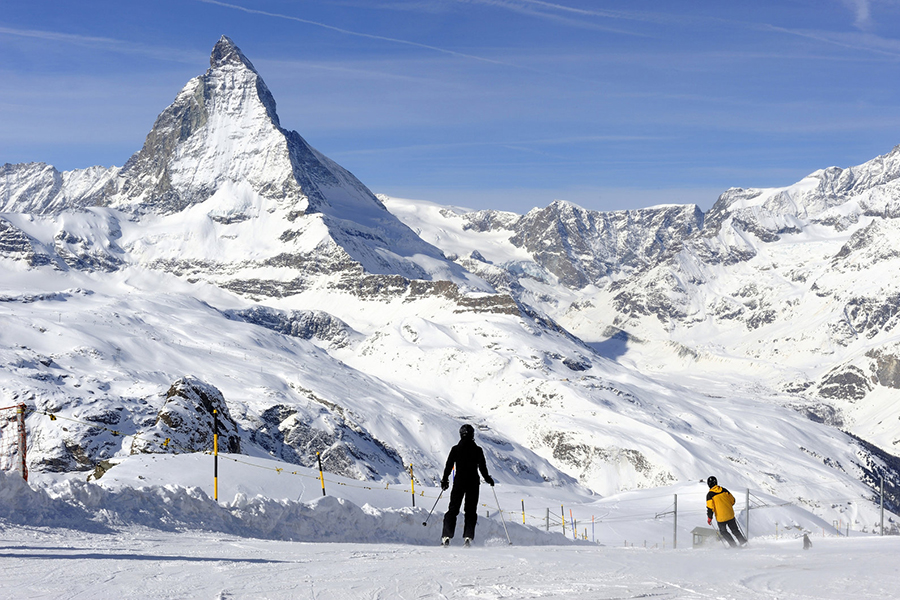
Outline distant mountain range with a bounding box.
[2,36,898,529]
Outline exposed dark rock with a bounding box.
[866,349,900,389]
[817,366,872,402]
[225,306,356,348]
[563,356,592,371]
[844,294,900,339]
[248,401,405,480]
[131,377,241,455]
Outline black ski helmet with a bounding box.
[707,476,718,488]
[459,424,475,440]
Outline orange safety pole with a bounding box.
[410,464,415,507]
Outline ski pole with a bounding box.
[491,485,512,545]
[422,489,444,527]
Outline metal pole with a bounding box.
[673,494,677,549]
[745,488,750,542]
[881,477,885,536]
[491,485,512,545]
[422,488,444,526]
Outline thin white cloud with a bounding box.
[452,0,656,34]
[842,0,873,29]
[196,0,630,84]
[196,0,513,66]
[330,134,666,158]
[764,24,900,58]
[0,26,202,63]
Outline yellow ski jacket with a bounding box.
[706,485,736,522]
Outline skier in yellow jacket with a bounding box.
[706,476,747,547]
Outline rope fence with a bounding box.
[8,404,898,545]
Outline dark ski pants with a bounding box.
[717,518,747,547]
[442,482,480,540]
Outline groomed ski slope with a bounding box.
[2,524,898,598]
[1,454,896,599]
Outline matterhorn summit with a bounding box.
[0,36,485,288]
[113,35,299,214]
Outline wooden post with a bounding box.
[16,404,27,482]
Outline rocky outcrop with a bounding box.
[225,306,359,348]
[131,377,241,455]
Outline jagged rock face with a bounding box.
[0,218,47,266]
[131,377,241,455]
[248,403,405,480]
[463,201,703,289]
[225,306,358,349]
[0,163,117,215]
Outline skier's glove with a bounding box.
[484,476,494,486]
[707,518,712,525]
[441,479,449,491]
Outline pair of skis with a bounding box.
[422,485,512,545]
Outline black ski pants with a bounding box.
[442,481,480,540]
[717,518,747,547]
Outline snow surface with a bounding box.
[1,456,896,599]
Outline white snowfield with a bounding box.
[2,455,897,599]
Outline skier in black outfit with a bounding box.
[441,424,494,547]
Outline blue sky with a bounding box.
[3,1,900,213]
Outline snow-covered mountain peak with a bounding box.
[109,36,293,214]
[210,35,257,71]
[1,37,492,289]
[707,145,900,237]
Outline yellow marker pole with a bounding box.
[522,500,526,525]
[317,452,326,496]
[410,464,416,507]
[213,409,219,502]
[561,505,565,535]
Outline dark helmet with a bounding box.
[707,476,718,488]
[459,424,475,440]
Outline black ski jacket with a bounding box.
[442,439,491,485]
